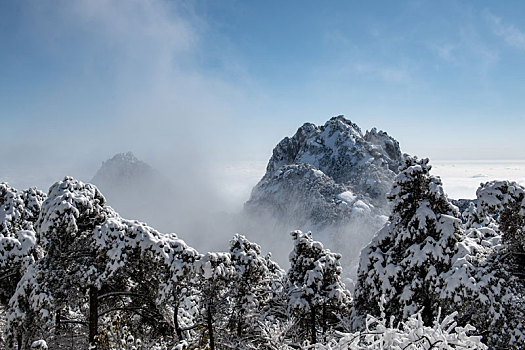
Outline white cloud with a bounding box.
[485,10,525,50]
[431,43,457,62]
[74,0,196,51]
[428,24,498,78]
[1,0,267,199]
[354,63,413,84]
[432,160,525,199]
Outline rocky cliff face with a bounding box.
[243,116,404,275]
[246,116,403,229]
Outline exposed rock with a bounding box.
[244,116,404,275]
[246,116,403,230]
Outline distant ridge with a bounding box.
[90,152,174,229]
[91,152,154,186]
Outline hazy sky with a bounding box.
[1,0,525,190]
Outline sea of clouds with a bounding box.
[212,160,525,213]
[431,160,525,199]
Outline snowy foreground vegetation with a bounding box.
[1,156,524,349]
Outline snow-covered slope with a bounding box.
[244,116,404,275]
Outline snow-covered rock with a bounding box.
[243,116,403,274]
[246,116,402,228]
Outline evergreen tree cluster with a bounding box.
[356,157,525,348]
[0,178,350,349]
[1,156,524,349]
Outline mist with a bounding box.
[0,0,280,252]
[0,1,268,257]
[0,0,276,188]
[2,1,525,280]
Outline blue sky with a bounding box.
[1,0,525,188]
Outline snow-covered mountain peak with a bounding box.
[264,115,402,195]
[266,116,364,174]
[243,116,404,274]
[91,152,153,185]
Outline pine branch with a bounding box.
[97,291,147,301]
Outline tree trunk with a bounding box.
[16,333,22,350]
[236,309,244,338]
[236,319,242,338]
[322,303,327,339]
[89,286,99,348]
[422,296,432,326]
[56,309,62,335]
[310,306,317,345]
[173,301,183,341]
[207,305,215,350]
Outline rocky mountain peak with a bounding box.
[244,116,405,273]
[91,152,153,185]
[266,116,365,174]
[364,128,402,172]
[263,115,403,198]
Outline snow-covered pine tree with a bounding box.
[193,252,235,350]
[6,177,113,348]
[355,157,462,326]
[476,180,525,271]
[453,180,525,347]
[409,179,525,348]
[6,177,201,349]
[0,184,45,306]
[286,230,351,345]
[227,234,283,346]
[92,214,200,345]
